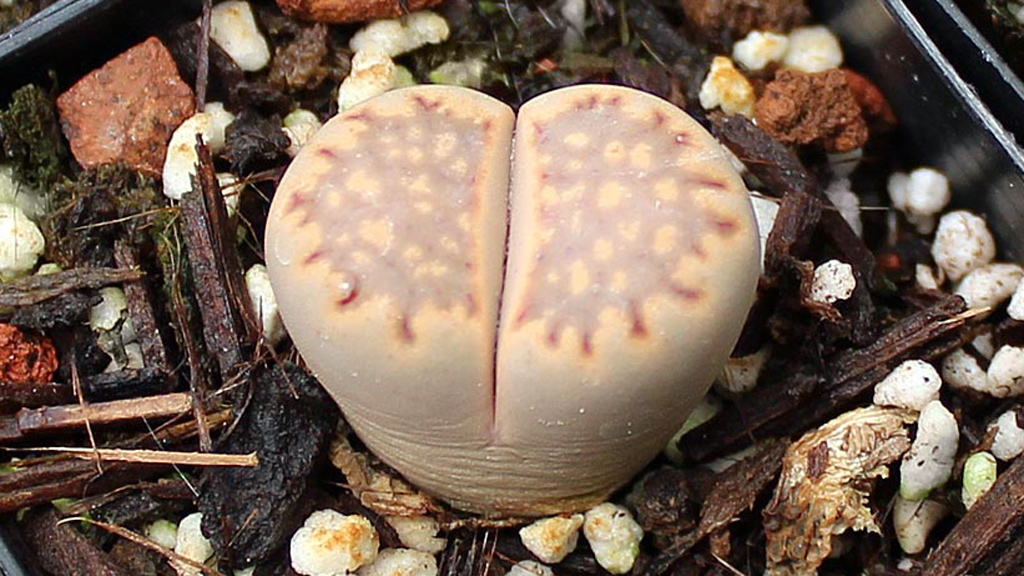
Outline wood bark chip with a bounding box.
[114,240,170,373]
[764,406,914,576]
[0,267,143,307]
[181,136,258,381]
[21,506,129,576]
[680,296,975,461]
[646,438,790,575]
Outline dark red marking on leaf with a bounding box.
[303,250,325,266]
[695,178,726,190]
[581,333,594,356]
[465,293,478,315]
[465,261,474,270]
[546,323,562,348]
[669,284,703,301]
[414,95,441,112]
[337,283,360,307]
[714,219,738,236]
[540,172,550,182]
[654,111,667,127]
[609,95,623,106]
[533,122,546,141]
[347,111,373,123]
[483,119,493,131]
[287,193,311,214]
[399,315,416,342]
[628,300,648,338]
[691,242,707,260]
[318,147,337,159]
[515,305,532,328]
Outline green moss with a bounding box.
[0,84,68,191]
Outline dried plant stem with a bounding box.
[23,447,258,467]
[0,392,193,442]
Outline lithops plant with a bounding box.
[266,84,759,516]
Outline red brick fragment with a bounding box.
[681,0,810,42]
[0,324,58,384]
[842,68,898,131]
[57,37,195,176]
[754,68,868,153]
[277,0,445,23]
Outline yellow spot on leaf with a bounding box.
[654,226,679,255]
[569,261,591,295]
[565,132,590,147]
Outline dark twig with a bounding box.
[0,267,143,307]
[196,0,213,110]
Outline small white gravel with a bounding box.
[825,178,863,237]
[893,496,948,555]
[986,345,1024,397]
[384,515,445,554]
[750,194,779,271]
[163,105,235,200]
[1007,277,1024,320]
[337,47,397,112]
[283,109,323,157]
[699,56,756,118]
[356,548,437,576]
[941,349,988,393]
[0,203,44,280]
[291,510,379,576]
[505,561,553,576]
[915,264,944,291]
[732,30,789,70]
[955,263,1024,311]
[931,210,996,281]
[173,513,213,576]
[810,259,856,304]
[245,264,285,346]
[210,1,271,72]
[582,503,643,574]
[872,360,941,412]
[962,452,998,510]
[350,11,450,57]
[900,400,959,501]
[145,519,178,550]
[519,514,584,564]
[989,410,1024,461]
[782,26,843,72]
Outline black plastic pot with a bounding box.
[1,0,1023,573]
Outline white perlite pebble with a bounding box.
[350,12,449,57]
[900,401,959,501]
[915,264,944,291]
[987,345,1024,397]
[827,148,863,179]
[338,47,397,112]
[559,0,587,49]
[1007,277,1024,321]
[583,503,643,575]
[163,105,236,200]
[931,210,996,281]
[216,173,243,217]
[873,360,941,412]
[174,513,213,576]
[889,168,951,223]
[506,561,554,576]
[782,26,843,73]
[210,1,271,72]
[750,195,778,272]
[356,548,437,576]
[0,164,45,220]
[989,410,1024,461]
[245,264,285,346]
[291,510,379,576]
[698,56,756,118]
[962,452,998,509]
[825,178,863,237]
[283,109,323,157]
[384,515,445,554]
[717,347,770,395]
[810,260,856,304]
[519,514,584,564]
[893,496,948,555]
[973,330,996,359]
[731,30,789,70]
[955,263,1024,311]
[146,519,178,550]
[89,287,129,332]
[941,349,987,393]
[0,203,44,280]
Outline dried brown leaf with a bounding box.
[764,406,914,576]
